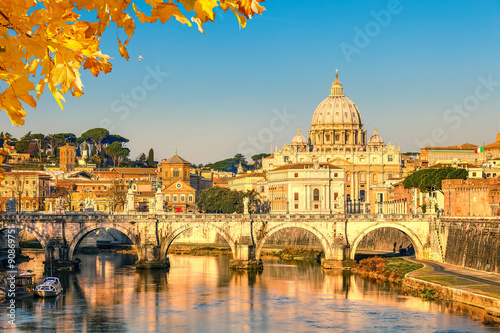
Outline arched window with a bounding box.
[173,169,179,178]
[388,173,393,179]
[313,188,320,201]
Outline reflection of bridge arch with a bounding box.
[0,224,50,261]
[162,223,236,259]
[255,223,331,260]
[349,223,425,260]
[68,224,139,260]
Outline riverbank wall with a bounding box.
[404,276,500,318]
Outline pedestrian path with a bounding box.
[409,258,500,302]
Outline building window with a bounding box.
[313,188,319,201]
[388,155,393,162]
[184,169,187,178]
[373,174,377,182]
[165,171,168,178]
[165,195,169,202]
[181,195,185,202]
[360,173,365,182]
[347,174,350,182]
[173,169,179,178]
[295,204,299,209]
[294,193,299,201]
[294,173,298,178]
[173,195,177,202]
[388,173,393,179]
[188,195,193,202]
[284,156,289,162]
[334,192,338,200]
[314,204,319,209]
[326,134,330,142]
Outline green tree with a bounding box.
[14,132,31,153]
[234,153,246,164]
[106,142,130,167]
[79,128,110,155]
[403,167,468,193]
[147,148,155,167]
[251,153,271,170]
[197,187,244,214]
[138,153,147,166]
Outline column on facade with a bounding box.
[326,183,331,213]
[366,170,371,205]
[353,171,358,201]
[349,171,354,201]
[322,185,327,211]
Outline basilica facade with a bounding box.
[262,73,402,212]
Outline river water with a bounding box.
[1,249,498,332]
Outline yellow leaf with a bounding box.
[48,83,66,110]
[118,38,129,60]
[191,17,205,33]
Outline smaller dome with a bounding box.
[368,128,384,144]
[291,128,307,145]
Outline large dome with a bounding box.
[308,72,366,151]
[311,73,363,127]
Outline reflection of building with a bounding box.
[158,151,196,212]
[59,144,76,173]
[262,73,402,212]
[267,162,344,214]
[0,171,50,211]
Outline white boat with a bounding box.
[35,277,63,298]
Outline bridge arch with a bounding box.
[161,223,236,259]
[349,223,425,260]
[0,223,50,261]
[255,222,332,260]
[68,224,140,260]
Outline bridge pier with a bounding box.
[136,245,170,269]
[229,236,263,271]
[321,242,355,270]
[44,243,80,272]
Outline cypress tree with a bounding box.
[147,148,154,167]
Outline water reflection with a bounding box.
[0,249,496,332]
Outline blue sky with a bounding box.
[3,0,500,164]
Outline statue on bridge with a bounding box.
[84,197,95,211]
[5,197,17,213]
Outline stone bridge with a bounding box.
[0,212,441,270]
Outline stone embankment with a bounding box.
[353,256,500,325]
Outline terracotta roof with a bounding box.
[214,177,231,184]
[271,163,341,171]
[484,142,500,150]
[113,168,157,175]
[429,162,479,169]
[5,171,51,177]
[263,155,274,159]
[234,172,267,179]
[423,143,478,151]
[161,153,190,165]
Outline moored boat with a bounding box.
[0,272,36,300]
[35,277,63,298]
